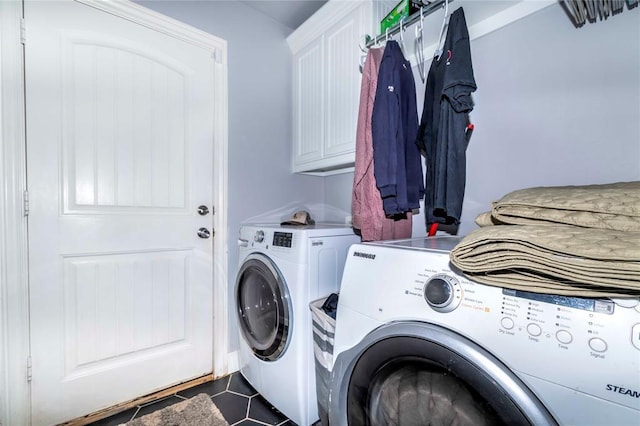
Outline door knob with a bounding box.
[197,205,210,216]
[197,227,211,239]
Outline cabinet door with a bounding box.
[324,6,363,159]
[293,37,325,166]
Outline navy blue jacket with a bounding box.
[372,41,424,216]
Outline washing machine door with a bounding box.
[235,253,292,362]
[330,322,557,426]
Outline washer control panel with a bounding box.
[239,226,295,250]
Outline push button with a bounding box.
[632,324,640,351]
[501,317,515,330]
[556,330,573,344]
[589,337,608,353]
[527,323,542,337]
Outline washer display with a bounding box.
[329,237,640,425]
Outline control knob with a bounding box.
[424,274,462,313]
[254,230,265,243]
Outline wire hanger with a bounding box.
[398,17,407,55]
[415,7,426,83]
[434,0,450,59]
[358,38,367,73]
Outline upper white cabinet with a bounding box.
[288,1,372,175]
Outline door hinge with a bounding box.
[27,356,32,382]
[23,190,29,217]
[20,18,26,45]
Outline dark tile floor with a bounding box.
[90,371,296,426]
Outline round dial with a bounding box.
[254,230,265,243]
[424,274,462,313]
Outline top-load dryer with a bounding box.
[235,223,359,426]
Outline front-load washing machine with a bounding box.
[329,237,640,425]
[235,223,359,425]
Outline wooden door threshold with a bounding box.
[59,373,216,426]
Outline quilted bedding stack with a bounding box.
[450,181,640,298]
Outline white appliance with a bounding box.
[329,237,640,425]
[235,224,359,426]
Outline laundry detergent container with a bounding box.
[310,295,337,426]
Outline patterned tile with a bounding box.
[177,375,230,398]
[87,371,297,426]
[229,372,259,397]
[212,390,250,424]
[134,395,186,418]
[247,395,288,425]
[89,407,139,426]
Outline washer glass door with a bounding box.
[337,325,557,426]
[235,253,291,361]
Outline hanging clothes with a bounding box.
[417,7,476,230]
[372,40,424,217]
[352,46,412,242]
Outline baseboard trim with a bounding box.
[226,350,239,375]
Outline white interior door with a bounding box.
[25,1,215,424]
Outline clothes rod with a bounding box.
[365,0,453,48]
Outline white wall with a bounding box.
[327,2,640,237]
[135,0,325,353]
[136,0,639,358]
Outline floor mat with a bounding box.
[121,393,229,426]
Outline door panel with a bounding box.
[63,38,188,211]
[25,1,214,424]
[62,250,189,371]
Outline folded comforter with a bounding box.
[489,181,640,231]
[450,224,640,298]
